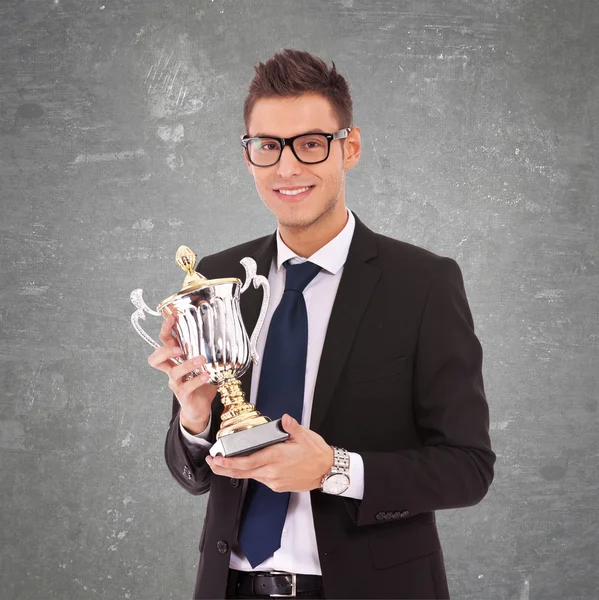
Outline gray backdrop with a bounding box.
[1,0,597,598]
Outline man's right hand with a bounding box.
[147,314,218,434]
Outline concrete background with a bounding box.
[1,0,597,598]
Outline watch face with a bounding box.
[324,473,350,495]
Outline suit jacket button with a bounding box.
[399,510,410,518]
[216,541,229,554]
[375,512,385,521]
[230,478,239,488]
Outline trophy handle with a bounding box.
[130,289,183,366]
[240,257,270,365]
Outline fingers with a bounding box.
[205,459,285,491]
[208,446,277,474]
[147,315,213,397]
[281,414,302,435]
[169,355,207,383]
[158,314,180,348]
[207,455,274,480]
[171,366,211,398]
[167,356,215,404]
[147,338,208,390]
[147,344,183,371]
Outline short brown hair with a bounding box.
[243,49,353,132]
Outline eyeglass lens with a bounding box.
[247,134,329,166]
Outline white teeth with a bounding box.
[278,186,311,196]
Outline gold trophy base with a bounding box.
[216,371,270,439]
[209,370,289,457]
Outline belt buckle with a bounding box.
[268,571,296,598]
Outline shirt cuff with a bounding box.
[340,452,364,500]
[179,414,213,448]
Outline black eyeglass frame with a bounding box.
[240,128,352,167]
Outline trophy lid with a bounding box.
[156,246,240,312]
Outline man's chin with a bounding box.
[275,208,331,231]
[270,200,340,231]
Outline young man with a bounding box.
[148,49,495,599]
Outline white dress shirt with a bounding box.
[180,209,364,575]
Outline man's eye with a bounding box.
[252,139,279,152]
[300,138,325,150]
[253,140,280,152]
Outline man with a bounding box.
[148,49,495,599]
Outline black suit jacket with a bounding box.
[164,214,495,599]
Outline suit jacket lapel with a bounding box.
[310,216,381,432]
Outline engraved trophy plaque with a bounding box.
[130,246,289,457]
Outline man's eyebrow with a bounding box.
[250,128,328,137]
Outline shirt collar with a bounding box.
[275,209,356,275]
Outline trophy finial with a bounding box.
[175,246,207,289]
[176,246,197,276]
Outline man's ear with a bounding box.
[343,126,361,171]
[240,135,252,173]
[242,147,254,174]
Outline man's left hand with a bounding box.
[206,414,334,492]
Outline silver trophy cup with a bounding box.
[130,246,289,457]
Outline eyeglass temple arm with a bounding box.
[332,128,351,140]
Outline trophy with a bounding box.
[130,246,289,457]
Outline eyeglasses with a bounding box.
[241,128,351,167]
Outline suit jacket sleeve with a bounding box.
[164,395,217,495]
[347,257,495,526]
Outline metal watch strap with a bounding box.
[331,446,350,474]
[320,446,350,492]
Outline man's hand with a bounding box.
[147,314,218,434]
[206,414,335,492]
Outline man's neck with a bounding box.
[278,204,349,258]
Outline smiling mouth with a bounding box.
[275,186,314,196]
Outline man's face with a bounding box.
[243,93,360,230]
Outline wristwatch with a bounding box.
[320,446,350,495]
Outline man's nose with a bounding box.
[276,144,302,178]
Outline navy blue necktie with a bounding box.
[237,260,321,568]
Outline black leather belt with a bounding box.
[228,569,322,597]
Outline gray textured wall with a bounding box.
[1,0,597,598]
